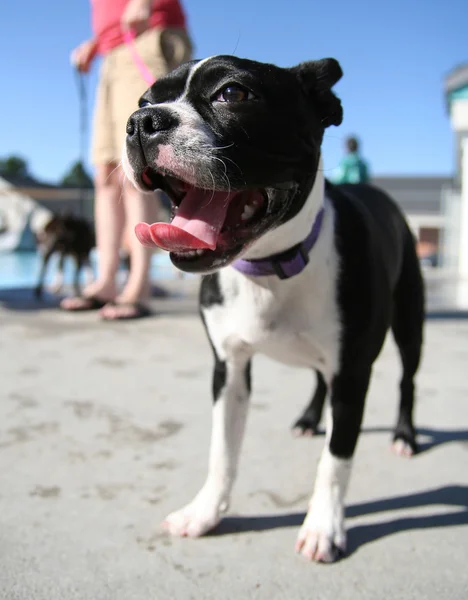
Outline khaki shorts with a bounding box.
[92,27,193,165]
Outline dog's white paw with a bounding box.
[162,500,222,537]
[295,509,346,563]
[391,437,417,458]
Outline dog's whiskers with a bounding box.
[214,142,235,151]
[117,167,127,205]
[105,163,122,185]
[220,155,243,177]
[212,156,233,200]
[207,169,217,206]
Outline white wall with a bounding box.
[459,135,468,276]
[448,97,468,277]
[451,99,468,131]
[0,177,52,251]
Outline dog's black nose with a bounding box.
[126,107,177,141]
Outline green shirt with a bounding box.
[333,152,369,184]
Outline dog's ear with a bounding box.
[291,58,343,128]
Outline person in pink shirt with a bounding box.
[61,0,192,319]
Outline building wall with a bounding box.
[13,187,94,222]
[37,197,94,221]
[440,188,461,269]
[372,177,452,216]
[372,176,451,266]
[449,94,468,131]
[447,80,468,274]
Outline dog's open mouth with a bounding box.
[135,167,267,264]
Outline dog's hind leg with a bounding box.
[73,255,84,296]
[292,370,327,436]
[83,256,94,287]
[162,340,252,537]
[49,254,65,294]
[391,231,424,457]
[296,367,370,563]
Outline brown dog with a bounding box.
[35,213,95,298]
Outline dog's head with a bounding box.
[35,215,65,248]
[123,55,343,273]
[36,213,94,252]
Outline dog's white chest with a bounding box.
[203,253,341,375]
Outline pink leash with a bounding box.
[123,29,156,86]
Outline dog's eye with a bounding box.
[215,85,255,103]
[139,99,152,108]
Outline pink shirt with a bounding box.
[91,0,187,54]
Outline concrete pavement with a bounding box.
[0,279,467,599]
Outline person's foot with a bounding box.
[60,295,108,311]
[99,300,151,320]
[60,282,116,311]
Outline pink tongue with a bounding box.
[135,189,234,252]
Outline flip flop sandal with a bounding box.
[61,295,107,312]
[100,302,152,321]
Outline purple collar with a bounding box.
[232,207,325,279]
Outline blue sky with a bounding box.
[0,0,466,183]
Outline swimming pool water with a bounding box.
[0,250,186,289]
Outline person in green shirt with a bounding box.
[333,136,370,184]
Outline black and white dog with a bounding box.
[123,56,424,562]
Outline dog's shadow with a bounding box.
[311,425,468,455]
[212,484,468,556]
[210,425,468,556]
[0,285,199,316]
[0,287,61,312]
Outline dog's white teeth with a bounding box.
[178,249,204,258]
[241,197,263,222]
[241,204,256,221]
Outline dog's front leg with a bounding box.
[163,344,252,537]
[34,248,54,299]
[296,368,371,562]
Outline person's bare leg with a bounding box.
[100,174,160,319]
[61,162,124,310]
